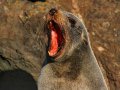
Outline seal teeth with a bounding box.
[50,21,52,25]
[49,21,53,29]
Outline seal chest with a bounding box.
[38,8,108,90]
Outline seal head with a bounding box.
[44,8,86,62]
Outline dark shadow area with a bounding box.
[0,69,37,90]
[42,53,55,67]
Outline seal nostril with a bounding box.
[49,8,57,16]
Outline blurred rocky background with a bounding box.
[0,0,120,90]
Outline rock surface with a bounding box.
[0,0,120,90]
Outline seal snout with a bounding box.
[45,8,66,59]
[49,8,58,16]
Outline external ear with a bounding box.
[81,28,89,46]
[83,37,88,46]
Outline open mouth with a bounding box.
[47,20,65,57]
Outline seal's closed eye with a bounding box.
[68,17,76,27]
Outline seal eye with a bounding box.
[47,20,65,57]
[68,17,76,27]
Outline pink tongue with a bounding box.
[48,23,58,56]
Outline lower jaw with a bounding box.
[48,44,65,59]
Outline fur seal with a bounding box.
[38,8,108,90]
